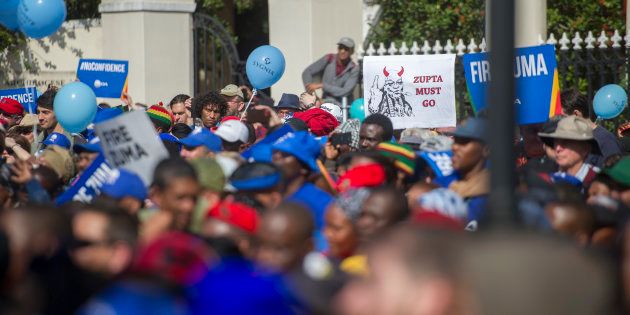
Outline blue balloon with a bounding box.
[54,82,97,133]
[349,98,365,122]
[0,0,20,30]
[593,84,628,119]
[245,45,285,90]
[17,0,66,39]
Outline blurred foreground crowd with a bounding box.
[0,82,629,315]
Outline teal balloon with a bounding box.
[17,0,66,39]
[350,98,365,122]
[54,82,97,133]
[0,0,20,30]
[593,84,628,119]
[245,45,285,89]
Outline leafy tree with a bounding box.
[367,0,624,46]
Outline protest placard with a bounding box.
[462,44,563,125]
[363,54,457,129]
[94,110,168,185]
[55,154,114,205]
[0,87,38,112]
[77,59,129,98]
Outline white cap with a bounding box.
[214,120,249,143]
[320,103,343,123]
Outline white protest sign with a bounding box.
[363,54,456,129]
[94,110,168,185]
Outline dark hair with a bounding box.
[363,113,394,141]
[33,165,63,197]
[171,123,193,139]
[37,88,58,110]
[243,121,256,144]
[169,94,191,107]
[152,157,198,190]
[267,202,314,241]
[370,185,410,223]
[191,91,228,119]
[162,140,181,158]
[561,89,590,119]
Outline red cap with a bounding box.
[206,198,259,234]
[133,231,214,285]
[336,163,386,192]
[221,116,240,123]
[0,98,24,115]
[293,108,339,136]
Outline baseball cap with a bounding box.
[271,131,321,172]
[215,120,249,143]
[180,127,222,152]
[451,117,487,141]
[206,197,259,234]
[337,37,355,49]
[220,84,244,99]
[0,98,24,115]
[100,168,148,201]
[43,132,71,150]
[73,136,102,154]
[320,103,343,123]
[229,162,283,191]
[93,107,123,124]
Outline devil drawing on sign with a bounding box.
[367,66,413,117]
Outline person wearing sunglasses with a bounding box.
[302,37,359,104]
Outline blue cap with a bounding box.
[550,172,583,187]
[43,132,71,150]
[275,93,300,110]
[94,107,123,124]
[73,137,102,154]
[451,117,487,141]
[249,143,272,163]
[229,162,283,191]
[180,127,222,152]
[271,131,321,172]
[100,168,147,201]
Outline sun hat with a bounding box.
[275,93,301,111]
[271,131,321,172]
[538,115,594,141]
[214,120,249,143]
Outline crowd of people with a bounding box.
[0,38,630,314]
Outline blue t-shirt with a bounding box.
[287,183,333,251]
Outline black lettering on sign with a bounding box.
[108,141,148,166]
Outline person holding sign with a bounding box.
[302,37,360,104]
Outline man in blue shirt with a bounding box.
[271,131,333,250]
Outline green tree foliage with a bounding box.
[367,0,485,46]
[367,0,625,46]
[548,0,624,36]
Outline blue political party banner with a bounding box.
[0,87,38,113]
[462,44,562,125]
[77,59,129,98]
[55,154,114,205]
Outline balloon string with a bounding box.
[240,89,257,121]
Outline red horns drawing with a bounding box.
[382,66,404,77]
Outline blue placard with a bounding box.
[56,154,114,205]
[77,59,129,98]
[462,44,562,125]
[0,87,38,113]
